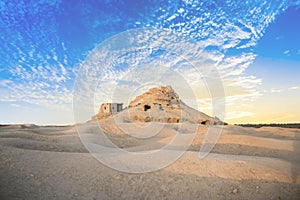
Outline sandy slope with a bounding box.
[0,122,299,199]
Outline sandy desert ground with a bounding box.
[0,121,300,200]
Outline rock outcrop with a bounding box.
[129,85,181,111]
[94,85,225,125]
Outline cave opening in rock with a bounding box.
[144,104,151,111]
[201,120,210,125]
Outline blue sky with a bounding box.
[0,0,299,124]
[255,6,300,60]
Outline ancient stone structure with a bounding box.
[92,103,123,120]
[99,103,123,114]
[92,85,225,125]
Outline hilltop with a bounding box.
[93,85,224,125]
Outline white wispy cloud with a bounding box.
[225,111,255,120]
[270,88,282,93]
[1,47,73,110]
[283,50,291,56]
[264,86,300,93]
[10,103,21,108]
[289,86,299,90]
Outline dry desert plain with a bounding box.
[0,120,300,200]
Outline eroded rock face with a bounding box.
[123,85,223,124]
[94,85,225,125]
[129,85,181,111]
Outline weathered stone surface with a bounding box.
[95,85,225,125]
[129,85,181,111]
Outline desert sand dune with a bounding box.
[0,123,299,200]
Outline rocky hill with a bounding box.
[94,85,224,125]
